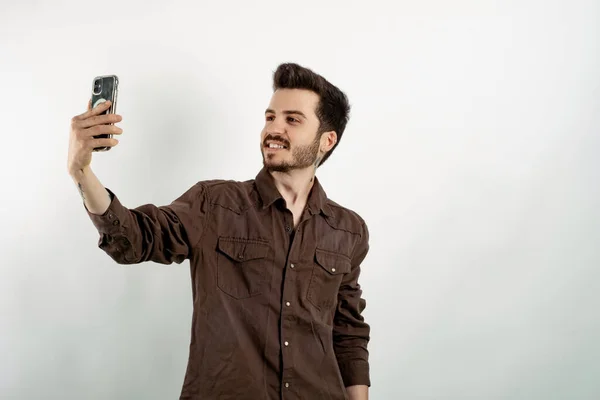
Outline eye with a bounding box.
[265,115,299,123]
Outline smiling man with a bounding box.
[69,63,371,400]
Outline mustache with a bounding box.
[263,135,290,148]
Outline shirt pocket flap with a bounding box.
[315,249,352,275]
[217,237,269,261]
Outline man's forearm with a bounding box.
[70,166,112,215]
[346,385,368,400]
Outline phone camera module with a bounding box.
[93,79,102,95]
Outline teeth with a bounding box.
[268,143,285,149]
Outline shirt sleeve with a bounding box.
[333,220,371,387]
[84,183,208,265]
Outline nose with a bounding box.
[267,115,287,134]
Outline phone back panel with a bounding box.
[91,75,118,115]
[91,75,119,151]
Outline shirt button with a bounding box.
[112,220,120,226]
[285,383,290,388]
[284,341,289,346]
[285,225,291,232]
[290,264,295,269]
[286,302,291,307]
[331,267,336,272]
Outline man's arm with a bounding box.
[71,166,113,215]
[71,166,208,265]
[346,385,368,400]
[333,220,371,399]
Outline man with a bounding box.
[68,63,371,400]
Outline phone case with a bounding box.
[90,75,119,152]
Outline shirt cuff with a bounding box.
[338,360,371,387]
[84,187,129,235]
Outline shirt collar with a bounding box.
[255,167,333,218]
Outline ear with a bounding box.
[320,130,337,153]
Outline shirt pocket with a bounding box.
[216,237,270,299]
[307,248,352,310]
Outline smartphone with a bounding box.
[90,75,119,152]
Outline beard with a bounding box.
[262,133,321,173]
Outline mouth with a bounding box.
[264,141,289,151]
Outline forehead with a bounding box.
[268,89,320,118]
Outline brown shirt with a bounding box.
[85,168,371,400]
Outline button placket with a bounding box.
[280,215,309,393]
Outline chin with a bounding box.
[263,159,291,173]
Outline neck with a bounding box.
[269,167,316,209]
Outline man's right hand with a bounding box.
[67,99,123,176]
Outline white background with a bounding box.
[1,0,599,399]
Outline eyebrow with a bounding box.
[265,109,307,119]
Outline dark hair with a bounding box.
[272,63,351,166]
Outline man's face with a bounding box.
[261,89,322,173]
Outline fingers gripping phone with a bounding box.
[91,75,119,152]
